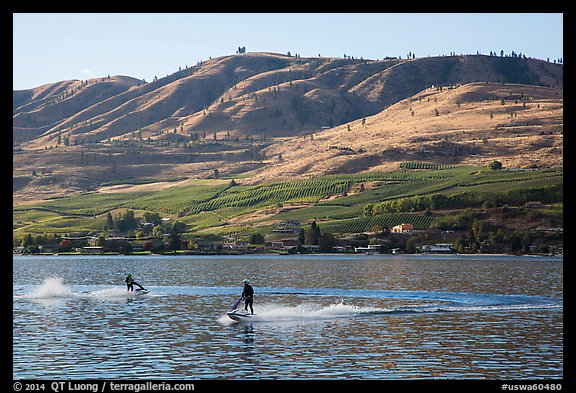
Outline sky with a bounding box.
[13,13,564,91]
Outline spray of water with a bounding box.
[18,277,150,299]
[218,302,387,324]
[25,277,76,299]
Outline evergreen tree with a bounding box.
[169,223,181,251]
[510,233,523,254]
[22,233,33,247]
[298,228,305,246]
[307,221,321,245]
[106,212,114,230]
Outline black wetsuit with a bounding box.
[125,275,145,291]
[242,284,254,314]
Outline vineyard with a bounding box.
[13,165,563,237]
[20,192,150,216]
[319,213,436,234]
[126,183,230,215]
[183,178,352,215]
[399,162,459,170]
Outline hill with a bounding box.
[249,82,563,184]
[13,52,563,204]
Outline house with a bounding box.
[265,239,299,251]
[391,223,414,233]
[81,246,104,254]
[223,241,249,251]
[354,244,382,254]
[38,245,58,253]
[104,239,132,253]
[271,221,301,234]
[420,244,454,254]
[196,240,221,251]
[302,244,320,252]
[265,240,290,250]
[524,201,543,208]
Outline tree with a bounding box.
[298,228,305,246]
[472,220,488,242]
[509,233,523,254]
[168,222,182,251]
[26,245,40,254]
[406,237,418,253]
[58,239,72,252]
[22,233,33,248]
[116,210,138,232]
[250,233,265,244]
[187,240,197,250]
[487,160,503,170]
[152,226,163,239]
[453,236,469,254]
[306,221,321,245]
[318,233,337,252]
[96,235,107,248]
[522,231,533,253]
[105,212,114,230]
[144,212,162,226]
[364,203,373,216]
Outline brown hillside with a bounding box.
[14,53,562,149]
[13,53,563,203]
[247,82,563,184]
[13,76,142,144]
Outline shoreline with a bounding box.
[13,251,563,259]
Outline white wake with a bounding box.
[15,277,152,299]
[219,302,385,324]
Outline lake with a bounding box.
[13,254,563,381]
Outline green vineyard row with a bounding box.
[319,213,435,234]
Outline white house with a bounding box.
[420,244,454,254]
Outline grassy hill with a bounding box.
[14,164,563,239]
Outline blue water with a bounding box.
[13,254,563,379]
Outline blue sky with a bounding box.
[13,13,564,90]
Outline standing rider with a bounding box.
[125,273,146,291]
[241,279,254,314]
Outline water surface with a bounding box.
[13,254,563,379]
